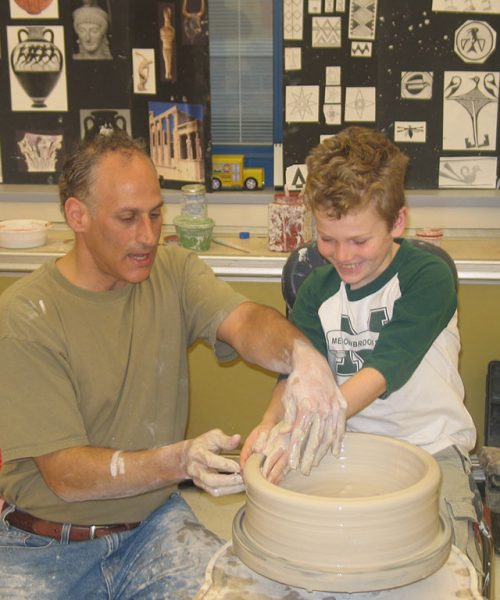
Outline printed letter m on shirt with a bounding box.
[326,308,389,376]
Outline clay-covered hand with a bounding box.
[239,420,291,483]
[253,423,291,483]
[182,429,244,496]
[262,341,347,478]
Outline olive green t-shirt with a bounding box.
[0,246,246,524]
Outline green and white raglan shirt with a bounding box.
[292,238,476,455]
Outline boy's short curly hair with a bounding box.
[304,126,409,229]
[58,132,149,215]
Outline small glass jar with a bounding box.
[180,184,207,219]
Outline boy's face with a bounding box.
[315,204,407,290]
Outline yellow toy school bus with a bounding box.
[211,154,265,191]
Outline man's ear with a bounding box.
[391,206,407,237]
[64,197,89,232]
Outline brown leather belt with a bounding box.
[4,504,141,542]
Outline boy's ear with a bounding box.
[391,207,407,237]
[64,196,90,233]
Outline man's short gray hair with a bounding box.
[58,132,149,215]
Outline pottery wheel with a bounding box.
[194,542,481,600]
[233,505,451,593]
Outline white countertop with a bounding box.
[1,226,500,283]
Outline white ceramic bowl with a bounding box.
[233,432,451,593]
[0,219,52,249]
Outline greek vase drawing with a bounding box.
[83,110,128,140]
[10,26,63,109]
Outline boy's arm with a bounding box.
[340,367,387,417]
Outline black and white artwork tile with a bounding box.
[133,49,156,94]
[443,71,499,151]
[394,121,427,143]
[72,0,113,61]
[454,19,496,64]
[432,0,500,13]
[308,0,321,14]
[284,47,302,71]
[16,130,63,172]
[284,0,304,41]
[286,86,320,122]
[348,0,377,40]
[79,108,131,140]
[7,25,68,111]
[439,156,497,188]
[312,17,342,47]
[401,72,433,100]
[345,86,376,121]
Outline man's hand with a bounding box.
[260,341,347,481]
[182,429,244,496]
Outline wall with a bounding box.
[0,275,498,450]
[458,283,500,448]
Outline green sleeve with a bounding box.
[364,256,456,394]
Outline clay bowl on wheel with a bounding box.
[233,432,451,593]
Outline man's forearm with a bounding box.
[217,302,312,374]
[35,442,188,502]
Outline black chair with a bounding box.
[280,238,493,599]
[281,238,459,319]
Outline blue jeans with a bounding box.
[0,493,222,599]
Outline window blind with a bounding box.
[208,0,273,144]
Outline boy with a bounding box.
[242,126,481,573]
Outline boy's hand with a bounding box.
[240,422,290,484]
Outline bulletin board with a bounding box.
[281,0,500,190]
[0,0,211,190]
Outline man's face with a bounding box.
[78,151,163,290]
[315,204,406,290]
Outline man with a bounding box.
[0,132,345,598]
[241,126,481,573]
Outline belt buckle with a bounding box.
[89,525,97,540]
